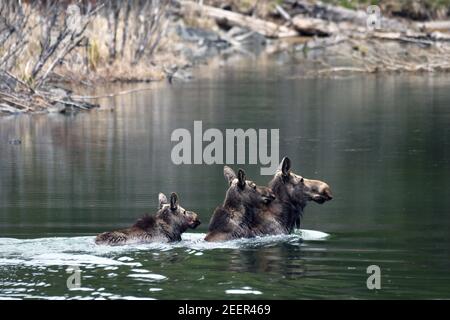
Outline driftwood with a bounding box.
[0,85,99,114]
[292,15,338,36]
[315,35,450,75]
[371,31,450,45]
[180,1,297,38]
[292,0,408,32]
[181,0,450,47]
[416,20,450,32]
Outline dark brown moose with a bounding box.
[95,192,201,246]
[205,157,332,242]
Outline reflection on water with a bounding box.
[1,59,450,299]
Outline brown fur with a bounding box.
[265,157,333,233]
[205,158,333,241]
[95,193,200,246]
[205,167,276,242]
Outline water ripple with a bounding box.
[0,230,329,267]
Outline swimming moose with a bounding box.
[204,166,276,242]
[205,157,333,241]
[264,156,333,234]
[95,192,201,246]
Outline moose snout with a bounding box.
[323,187,333,200]
[311,184,333,204]
[188,212,201,229]
[316,187,333,203]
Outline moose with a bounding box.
[205,157,333,241]
[95,192,201,246]
[264,156,333,233]
[204,166,276,242]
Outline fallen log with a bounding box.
[429,31,450,41]
[371,30,450,45]
[292,15,338,36]
[293,0,409,31]
[416,20,450,32]
[0,77,99,114]
[180,1,298,38]
[0,103,25,114]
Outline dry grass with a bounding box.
[0,1,193,114]
[1,1,189,86]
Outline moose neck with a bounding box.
[157,215,186,242]
[269,178,306,230]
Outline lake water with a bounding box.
[1,59,449,299]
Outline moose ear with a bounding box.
[224,166,237,185]
[237,169,246,189]
[170,192,179,210]
[158,193,168,208]
[279,157,291,177]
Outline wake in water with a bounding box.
[0,230,329,267]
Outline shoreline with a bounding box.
[1,1,450,115]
